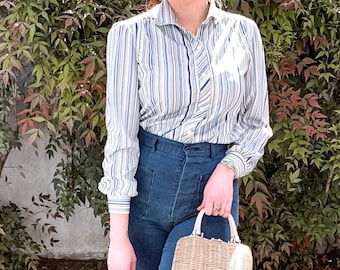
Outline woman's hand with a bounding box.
[197,163,235,218]
[107,213,136,270]
[107,235,136,270]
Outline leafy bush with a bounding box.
[0,194,62,270]
[231,0,340,269]
[0,0,118,230]
[48,129,108,228]
[0,202,40,270]
[0,79,22,176]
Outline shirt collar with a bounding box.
[154,0,222,27]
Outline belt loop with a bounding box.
[151,137,157,152]
[209,144,213,159]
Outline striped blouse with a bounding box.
[99,0,273,213]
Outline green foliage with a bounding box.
[240,168,340,269]
[0,202,40,270]
[49,126,108,231]
[0,93,18,155]
[0,0,118,144]
[0,195,62,269]
[28,193,63,249]
[227,0,340,269]
[0,85,22,176]
[0,0,121,233]
[0,0,339,268]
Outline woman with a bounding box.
[99,0,272,269]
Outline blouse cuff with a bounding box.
[221,152,247,178]
[107,196,131,214]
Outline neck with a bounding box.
[167,0,210,35]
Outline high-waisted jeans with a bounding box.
[128,128,239,270]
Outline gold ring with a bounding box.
[214,204,222,212]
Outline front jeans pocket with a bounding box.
[130,165,155,221]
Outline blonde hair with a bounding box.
[146,0,160,9]
[146,0,223,10]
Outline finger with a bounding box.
[131,260,136,270]
[220,208,228,218]
[220,201,231,218]
[212,203,222,216]
[204,201,214,216]
[217,203,226,218]
[212,208,219,216]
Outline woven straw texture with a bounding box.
[172,235,253,270]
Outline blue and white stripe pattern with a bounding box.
[99,0,273,213]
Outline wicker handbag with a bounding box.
[172,210,253,270]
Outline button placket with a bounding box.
[180,29,213,142]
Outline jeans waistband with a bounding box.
[138,128,231,157]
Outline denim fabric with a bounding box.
[128,129,239,270]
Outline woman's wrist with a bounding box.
[109,213,129,240]
[218,161,236,177]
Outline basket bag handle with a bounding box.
[192,209,241,243]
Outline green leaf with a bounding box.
[31,117,46,123]
[33,65,43,82]
[272,61,281,79]
[41,11,50,22]
[289,168,301,182]
[28,24,36,43]
[39,43,49,56]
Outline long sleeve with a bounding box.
[98,23,140,214]
[221,20,272,178]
